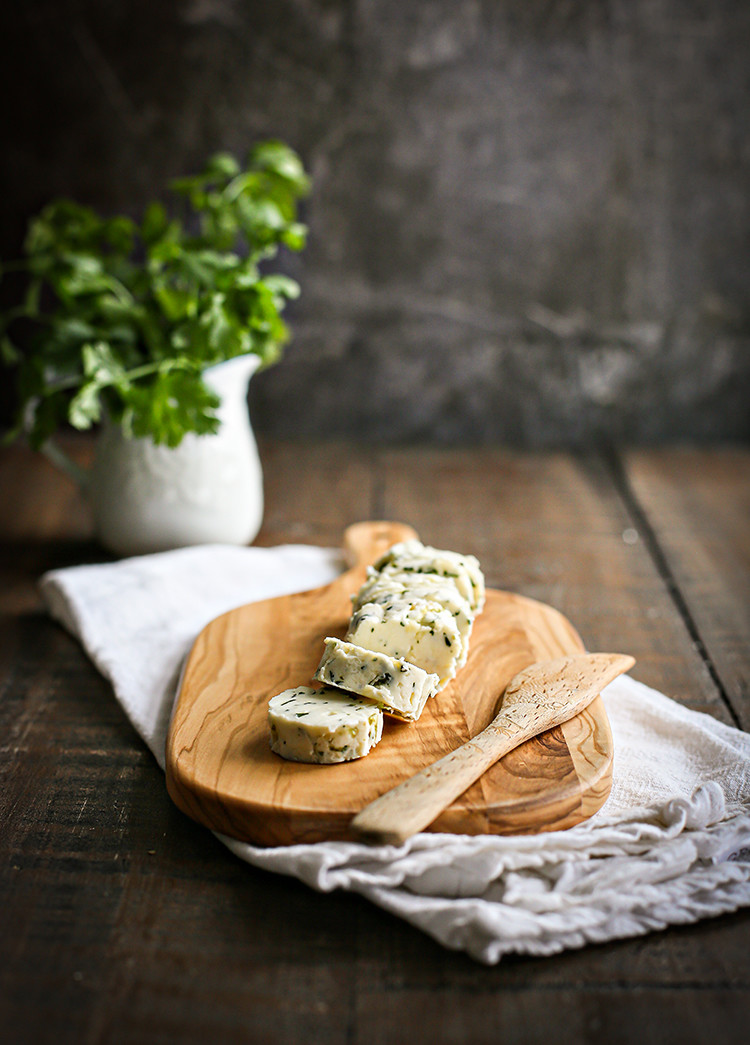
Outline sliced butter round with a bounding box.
[268,685,383,764]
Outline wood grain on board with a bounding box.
[623,447,750,730]
[166,521,616,845]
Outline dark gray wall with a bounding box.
[2,1,749,444]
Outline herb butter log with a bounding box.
[314,637,439,721]
[313,539,484,719]
[269,537,485,764]
[268,686,383,764]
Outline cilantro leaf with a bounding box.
[68,380,103,430]
[122,369,221,448]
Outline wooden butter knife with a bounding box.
[350,652,634,846]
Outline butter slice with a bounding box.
[268,685,383,764]
[354,570,474,667]
[314,637,438,721]
[373,540,486,613]
[347,596,461,687]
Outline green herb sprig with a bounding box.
[1,142,309,448]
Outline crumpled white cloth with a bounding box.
[40,543,750,964]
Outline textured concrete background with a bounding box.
[2,1,749,444]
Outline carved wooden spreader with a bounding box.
[350,652,633,845]
[165,522,631,846]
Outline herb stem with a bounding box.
[43,356,197,395]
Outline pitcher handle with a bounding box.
[41,439,91,491]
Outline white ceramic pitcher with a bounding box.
[45,355,264,557]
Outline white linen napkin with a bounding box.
[40,544,750,964]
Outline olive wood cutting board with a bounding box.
[165,522,615,846]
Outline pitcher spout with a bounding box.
[203,354,261,400]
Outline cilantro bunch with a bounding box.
[1,142,309,448]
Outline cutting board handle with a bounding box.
[342,521,419,571]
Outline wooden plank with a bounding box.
[622,447,750,730]
[255,439,380,549]
[378,447,730,720]
[0,438,93,542]
[1,441,749,1045]
[352,987,750,1045]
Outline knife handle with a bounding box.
[349,716,529,846]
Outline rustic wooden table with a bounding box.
[1,438,749,1044]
